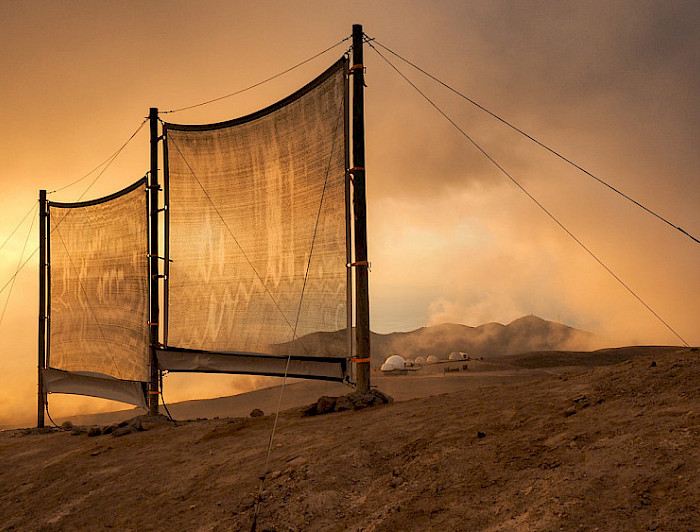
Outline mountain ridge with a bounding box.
[280,315,595,366]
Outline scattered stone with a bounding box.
[111,419,143,437]
[112,425,137,437]
[348,389,393,410]
[650,361,657,367]
[315,396,338,415]
[61,421,73,431]
[117,421,129,428]
[87,427,101,437]
[102,424,118,435]
[304,389,393,416]
[70,426,86,436]
[477,431,486,439]
[19,427,56,436]
[563,408,577,417]
[134,414,173,430]
[250,408,264,418]
[348,391,374,410]
[334,396,354,412]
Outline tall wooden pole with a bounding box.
[148,108,160,415]
[352,24,371,392]
[37,190,47,428]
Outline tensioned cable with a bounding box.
[368,42,690,347]
[0,204,38,330]
[0,249,38,300]
[53,224,125,379]
[251,91,345,531]
[370,38,700,247]
[166,134,311,356]
[159,379,174,421]
[45,402,70,431]
[162,37,351,114]
[0,119,148,300]
[0,201,37,255]
[49,118,148,199]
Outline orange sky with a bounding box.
[1,1,698,425]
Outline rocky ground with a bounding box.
[1,347,699,531]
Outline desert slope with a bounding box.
[1,347,699,531]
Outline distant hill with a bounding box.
[371,315,594,365]
[277,315,594,367]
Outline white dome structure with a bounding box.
[426,355,439,364]
[380,354,406,372]
[449,352,468,361]
[414,356,426,365]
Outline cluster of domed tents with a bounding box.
[379,352,470,372]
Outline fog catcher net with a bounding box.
[160,57,350,380]
[44,179,150,406]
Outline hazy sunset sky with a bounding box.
[1,1,698,424]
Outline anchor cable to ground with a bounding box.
[370,38,699,247]
[367,39,689,347]
[163,36,352,114]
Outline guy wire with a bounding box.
[370,37,700,247]
[45,402,70,431]
[166,135,312,356]
[0,204,38,330]
[368,40,690,348]
[159,374,174,421]
[0,201,37,254]
[52,225,125,379]
[48,118,148,196]
[164,36,352,114]
[250,88,345,532]
[0,119,148,301]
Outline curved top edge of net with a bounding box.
[48,177,147,209]
[162,56,348,132]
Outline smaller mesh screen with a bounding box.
[48,179,149,382]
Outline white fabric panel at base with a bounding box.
[157,349,346,382]
[42,368,147,408]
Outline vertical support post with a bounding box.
[344,55,353,371]
[37,190,47,428]
[352,24,371,392]
[148,108,160,415]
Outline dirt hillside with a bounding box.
[1,347,699,531]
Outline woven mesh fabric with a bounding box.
[164,57,348,358]
[47,179,149,382]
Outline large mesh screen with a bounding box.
[47,179,149,382]
[164,57,349,361]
